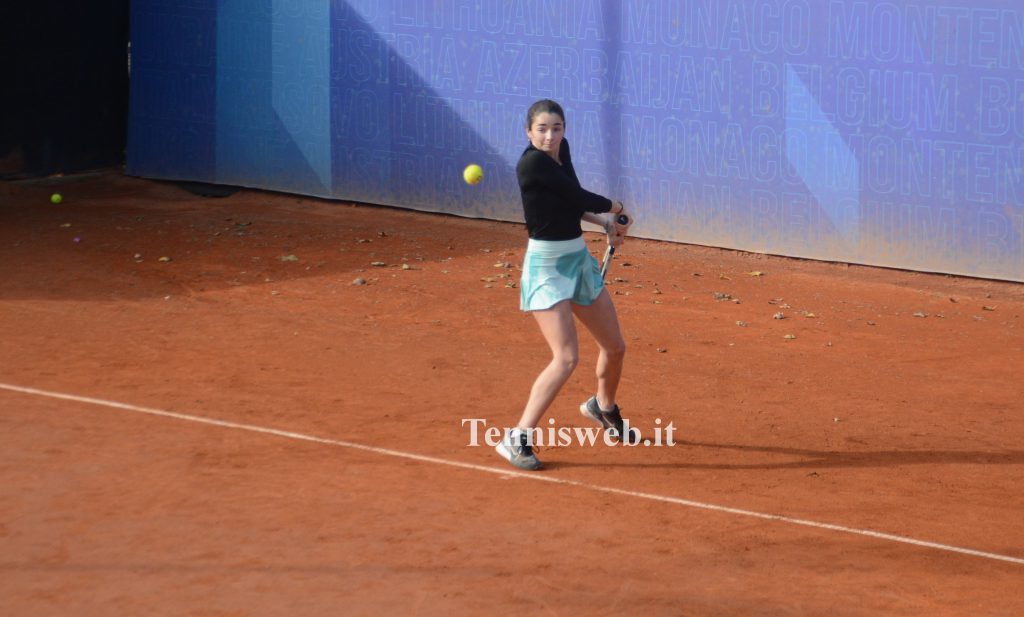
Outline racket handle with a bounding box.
[616,214,630,225]
[601,245,614,280]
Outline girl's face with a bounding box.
[526,111,565,160]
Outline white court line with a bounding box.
[2,381,1022,566]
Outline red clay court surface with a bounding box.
[1,170,1022,616]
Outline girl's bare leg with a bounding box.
[572,290,626,410]
[516,301,579,429]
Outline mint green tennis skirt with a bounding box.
[519,236,605,311]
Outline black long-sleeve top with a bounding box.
[516,139,613,240]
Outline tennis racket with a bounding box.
[600,214,631,280]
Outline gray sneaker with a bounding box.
[580,396,637,443]
[495,430,543,471]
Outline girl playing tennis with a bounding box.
[496,99,634,471]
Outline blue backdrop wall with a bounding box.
[127,1,1024,281]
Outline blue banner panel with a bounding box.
[127,1,1024,281]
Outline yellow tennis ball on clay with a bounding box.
[50,193,63,204]
[463,164,483,185]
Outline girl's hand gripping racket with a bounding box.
[600,214,631,280]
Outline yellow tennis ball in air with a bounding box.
[463,164,483,185]
[50,193,63,204]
